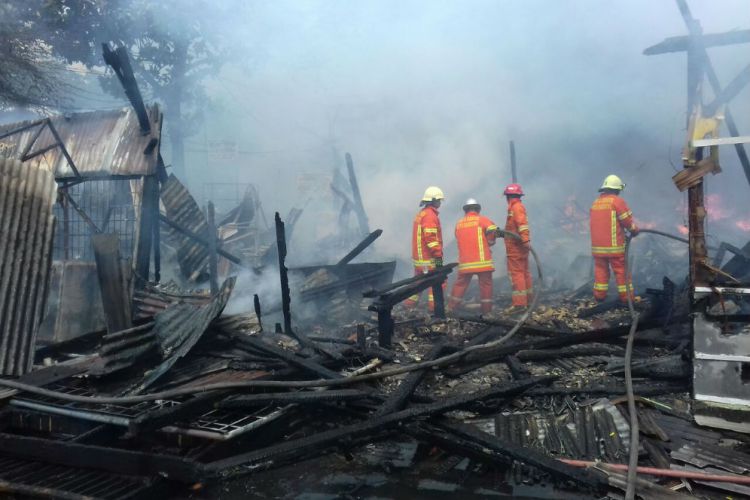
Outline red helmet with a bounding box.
[503,183,524,196]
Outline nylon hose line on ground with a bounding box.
[622,236,640,500]
[0,231,542,405]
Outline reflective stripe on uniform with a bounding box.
[617,284,633,292]
[591,245,625,254]
[426,241,440,248]
[412,259,432,267]
[416,223,423,261]
[618,210,632,221]
[518,224,529,232]
[593,283,609,291]
[610,211,617,247]
[424,228,438,234]
[477,227,485,262]
[512,290,530,296]
[458,260,494,271]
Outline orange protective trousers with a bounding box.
[593,255,633,303]
[507,253,532,307]
[448,271,493,313]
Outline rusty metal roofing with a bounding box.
[0,105,162,179]
[0,158,57,376]
[161,173,211,282]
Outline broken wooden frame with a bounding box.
[365,264,456,348]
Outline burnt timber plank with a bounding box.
[232,335,341,380]
[0,432,203,483]
[217,389,372,409]
[374,342,447,417]
[92,234,132,333]
[205,376,552,475]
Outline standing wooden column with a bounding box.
[509,140,518,183]
[207,201,218,295]
[134,175,159,289]
[275,212,293,335]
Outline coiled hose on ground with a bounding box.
[0,232,542,404]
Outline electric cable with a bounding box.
[0,231,543,404]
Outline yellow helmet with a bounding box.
[600,174,625,191]
[421,186,445,202]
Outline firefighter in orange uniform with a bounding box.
[503,184,532,309]
[448,198,498,314]
[404,186,445,310]
[590,175,639,303]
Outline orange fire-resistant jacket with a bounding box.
[504,198,530,255]
[455,211,498,274]
[589,193,638,257]
[412,205,443,267]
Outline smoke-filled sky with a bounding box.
[173,0,750,273]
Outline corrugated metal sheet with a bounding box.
[161,173,210,282]
[130,277,236,393]
[0,158,56,375]
[0,105,161,178]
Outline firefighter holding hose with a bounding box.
[590,175,639,303]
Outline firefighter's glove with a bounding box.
[630,228,640,237]
[432,257,443,268]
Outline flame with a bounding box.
[705,194,731,221]
[677,225,689,236]
[736,220,750,232]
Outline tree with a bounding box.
[0,3,65,110]
[25,0,233,179]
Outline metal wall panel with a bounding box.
[0,158,57,375]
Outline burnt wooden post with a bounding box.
[134,175,159,289]
[356,323,366,349]
[377,309,395,349]
[275,212,293,335]
[92,234,133,333]
[336,229,382,266]
[432,279,446,319]
[207,201,219,295]
[345,153,370,236]
[509,140,518,183]
[253,294,263,331]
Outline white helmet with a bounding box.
[463,198,481,211]
[421,186,445,202]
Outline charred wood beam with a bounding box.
[509,140,518,183]
[207,201,219,295]
[45,120,81,178]
[205,376,552,475]
[134,175,160,289]
[217,389,372,409]
[364,263,456,299]
[454,314,573,338]
[345,153,370,236]
[232,334,341,380]
[59,189,100,234]
[516,344,624,361]
[504,355,529,380]
[159,214,243,265]
[525,380,689,397]
[704,63,750,116]
[0,119,47,141]
[644,29,750,55]
[92,234,132,333]
[0,432,203,483]
[374,342,447,417]
[336,229,383,266]
[102,44,151,134]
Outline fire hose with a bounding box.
[0,231,542,403]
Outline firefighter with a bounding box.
[503,183,532,310]
[448,198,498,314]
[404,186,444,310]
[590,174,639,303]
